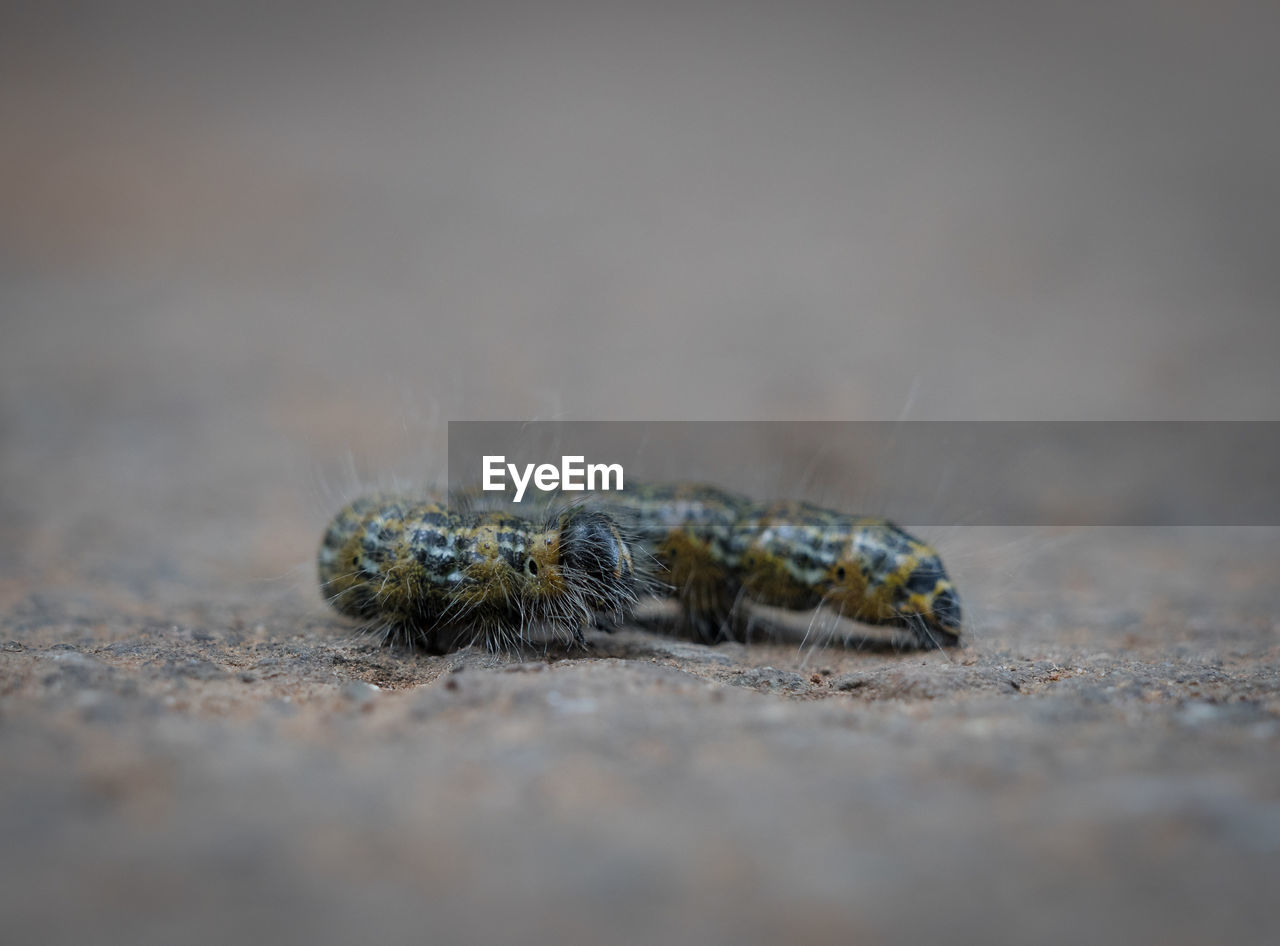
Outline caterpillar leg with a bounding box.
[613,594,731,645]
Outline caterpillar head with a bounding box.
[820,524,963,648]
[896,555,963,648]
[554,509,639,612]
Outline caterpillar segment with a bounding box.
[730,501,962,648]
[598,484,963,649]
[317,493,639,652]
[593,482,748,642]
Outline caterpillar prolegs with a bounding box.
[317,484,963,652]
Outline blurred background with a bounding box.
[3,2,1279,943]
[4,0,1278,593]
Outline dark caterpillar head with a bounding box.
[556,509,638,610]
[821,523,963,649]
[897,555,963,648]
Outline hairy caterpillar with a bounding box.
[317,482,962,654]
[595,483,963,649]
[317,493,640,652]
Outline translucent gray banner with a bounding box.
[447,421,1280,526]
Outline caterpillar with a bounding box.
[593,483,963,649]
[317,484,963,653]
[317,493,640,652]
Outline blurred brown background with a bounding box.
[2,2,1278,944]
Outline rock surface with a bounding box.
[4,531,1278,945]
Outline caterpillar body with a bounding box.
[317,484,963,653]
[317,493,640,652]
[594,483,963,649]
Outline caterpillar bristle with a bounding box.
[317,492,643,653]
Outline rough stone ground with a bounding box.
[4,3,1280,944]
[4,527,1278,945]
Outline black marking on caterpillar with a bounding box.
[317,493,642,653]
[593,483,963,650]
